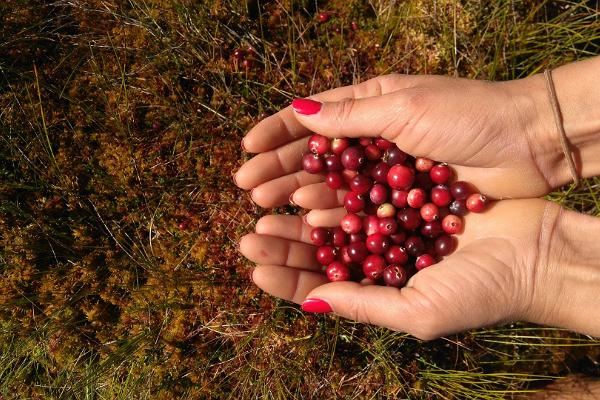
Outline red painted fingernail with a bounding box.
[302,298,332,313]
[241,138,247,151]
[292,98,322,115]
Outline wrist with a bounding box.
[529,206,600,336]
[519,57,600,188]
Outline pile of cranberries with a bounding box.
[302,134,488,288]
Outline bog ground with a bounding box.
[1,1,599,398]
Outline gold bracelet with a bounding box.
[543,68,580,186]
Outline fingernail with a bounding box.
[292,98,322,115]
[289,191,296,206]
[301,298,332,314]
[241,138,247,151]
[302,214,310,226]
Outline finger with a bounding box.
[292,182,346,210]
[251,171,324,208]
[305,207,347,227]
[235,137,308,190]
[239,233,319,270]
[242,75,418,153]
[252,265,328,304]
[255,214,313,244]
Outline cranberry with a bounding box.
[430,185,452,207]
[407,188,427,208]
[449,199,469,216]
[331,138,350,155]
[371,162,390,183]
[340,213,362,234]
[363,201,379,216]
[370,183,388,205]
[387,165,414,190]
[430,164,452,184]
[415,157,434,172]
[398,208,421,231]
[349,232,367,244]
[349,174,372,194]
[414,172,434,192]
[310,227,330,246]
[332,227,347,247]
[363,215,380,236]
[420,220,443,238]
[415,254,436,270]
[383,264,408,287]
[339,246,352,264]
[376,203,395,218]
[318,12,330,23]
[178,220,190,230]
[434,235,455,256]
[341,146,365,171]
[442,214,463,234]
[316,246,336,265]
[326,172,344,189]
[420,203,439,222]
[363,255,386,279]
[385,246,408,264]
[359,138,372,146]
[375,138,394,150]
[232,48,245,60]
[466,193,488,213]
[386,147,407,165]
[347,241,368,263]
[324,154,343,172]
[450,181,472,200]
[326,261,350,281]
[344,192,365,213]
[366,233,391,254]
[365,144,382,161]
[242,59,253,69]
[378,217,398,235]
[405,235,425,257]
[391,190,409,208]
[390,231,407,245]
[308,134,330,155]
[302,153,324,174]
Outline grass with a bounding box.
[0,0,599,398]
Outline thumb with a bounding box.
[291,93,407,140]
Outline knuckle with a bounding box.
[333,98,356,126]
[347,297,372,325]
[411,318,441,341]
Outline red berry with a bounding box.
[414,172,434,192]
[416,254,436,270]
[365,144,382,161]
[466,193,488,213]
[449,199,469,216]
[420,203,439,222]
[376,203,395,218]
[302,153,324,174]
[430,164,452,184]
[349,232,367,244]
[350,21,359,31]
[242,58,253,69]
[316,246,336,265]
[332,227,347,247]
[310,227,330,246]
[371,162,390,183]
[232,48,245,60]
[385,246,408,264]
[178,220,190,230]
[339,246,352,264]
[349,174,372,194]
[378,217,398,236]
[308,134,330,155]
[326,172,343,189]
[387,165,414,190]
[318,12,330,23]
[391,190,409,208]
[407,188,427,208]
[375,138,393,150]
[363,215,380,236]
[398,208,421,231]
[326,261,350,281]
[359,138,372,146]
[386,147,407,165]
[390,231,407,245]
[341,213,362,234]
[341,146,365,171]
[430,185,452,207]
[344,192,365,213]
[347,241,368,263]
[450,181,472,200]
[434,235,455,256]
[369,183,388,205]
[415,157,434,172]
[383,264,408,287]
[331,138,350,155]
[442,214,463,234]
[363,255,386,279]
[324,154,343,171]
[363,201,379,216]
[366,233,390,254]
[405,235,425,257]
[420,220,443,238]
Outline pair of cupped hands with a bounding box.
[233,72,590,340]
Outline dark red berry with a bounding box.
[386,147,407,165]
[310,227,330,246]
[385,246,408,264]
[420,220,443,238]
[375,138,393,150]
[341,213,362,234]
[398,208,421,231]
[232,48,245,60]
[326,172,344,189]
[430,185,452,207]
[430,164,452,184]
[326,261,350,281]
[359,138,372,146]
[414,172,434,192]
[324,154,343,172]
[415,157,434,172]
[302,153,324,174]
[387,165,414,190]
[442,214,463,234]
[363,201,379,216]
[420,203,439,222]
[449,199,469,216]
[318,12,330,23]
[466,193,488,213]
[332,227,347,247]
[363,255,386,279]
[363,215,380,236]
[365,144,382,161]
[450,181,472,200]
[316,246,336,265]
[339,246,352,264]
[390,231,407,245]
[369,183,388,205]
[344,191,365,213]
[347,241,368,263]
[378,217,398,236]
[371,162,390,183]
[308,134,331,155]
[415,254,436,270]
[391,190,409,208]
[383,264,408,287]
[405,235,425,257]
[350,21,359,31]
[349,232,367,243]
[242,59,253,69]
[366,233,390,254]
[178,220,190,230]
[331,138,350,155]
[407,188,427,208]
[434,235,455,256]
[341,146,365,171]
[349,174,372,194]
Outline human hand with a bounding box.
[239,199,600,339]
